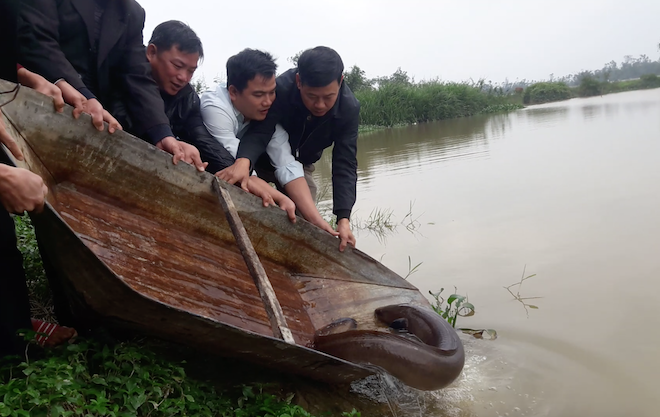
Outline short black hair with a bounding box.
[297,46,344,87]
[149,20,204,58]
[226,49,277,92]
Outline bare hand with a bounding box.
[83,98,105,131]
[180,141,207,171]
[216,158,251,192]
[311,217,340,237]
[237,176,275,207]
[276,195,297,223]
[102,110,122,134]
[56,80,86,119]
[0,164,48,213]
[0,117,24,161]
[17,68,64,113]
[337,218,356,252]
[157,137,207,172]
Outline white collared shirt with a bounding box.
[200,85,303,186]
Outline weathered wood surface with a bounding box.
[0,80,432,384]
[213,178,295,344]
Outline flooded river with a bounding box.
[314,88,660,416]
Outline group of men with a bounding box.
[1,0,360,358]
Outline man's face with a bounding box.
[147,44,199,96]
[229,75,276,122]
[296,74,342,117]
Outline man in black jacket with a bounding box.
[218,47,359,252]
[113,20,233,174]
[1,0,76,357]
[18,0,206,171]
[113,21,293,214]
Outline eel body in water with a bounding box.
[313,304,465,391]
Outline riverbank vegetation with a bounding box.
[340,52,660,114]
[343,67,522,128]
[523,73,660,104]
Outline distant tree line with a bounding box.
[338,52,660,96]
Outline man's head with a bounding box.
[226,49,277,122]
[296,46,344,117]
[147,20,203,96]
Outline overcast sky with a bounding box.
[138,0,660,85]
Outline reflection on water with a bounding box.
[313,88,660,416]
[315,115,496,196]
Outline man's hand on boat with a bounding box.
[16,67,65,113]
[337,218,356,252]
[0,116,47,213]
[55,81,122,133]
[215,158,251,192]
[156,136,208,172]
[0,116,24,162]
[239,175,298,223]
[0,162,48,214]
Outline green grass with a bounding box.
[523,82,572,105]
[0,337,330,417]
[355,81,523,128]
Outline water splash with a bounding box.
[348,335,549,417]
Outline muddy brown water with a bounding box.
[313,88,660,416]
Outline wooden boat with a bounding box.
[0,80,463,388]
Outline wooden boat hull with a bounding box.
[0,80,433,385]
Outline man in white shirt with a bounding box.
[200,49,337,235]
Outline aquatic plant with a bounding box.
[503,265,542,318]
[428,288,474,329]
[429,288,497,340]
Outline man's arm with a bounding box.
[331,117,359,221]
[218,104,282,187]
[117,7,172,145]
[199,99,241,159]
[265,125,338,235]
[236,115,278,167]
[331,109,360,252]
[183,95,236,174]
[18,1,88,94]
[266,124,304,187]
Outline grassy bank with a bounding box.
[6,216,359,417]
[0,338,335,417]
[354,81,523,128]
[523,73,660,104]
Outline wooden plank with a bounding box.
[213,178,295,344]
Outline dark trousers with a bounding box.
[0,207,31,357]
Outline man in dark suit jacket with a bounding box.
[1,0,76,358]
[18,0,207,171]
[112,20,234,174]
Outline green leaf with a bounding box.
[458,302,475,317]
[528,305,539,309]
[92,377,108,386]
[447,294,465,306]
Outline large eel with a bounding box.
[313,304,465,391]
